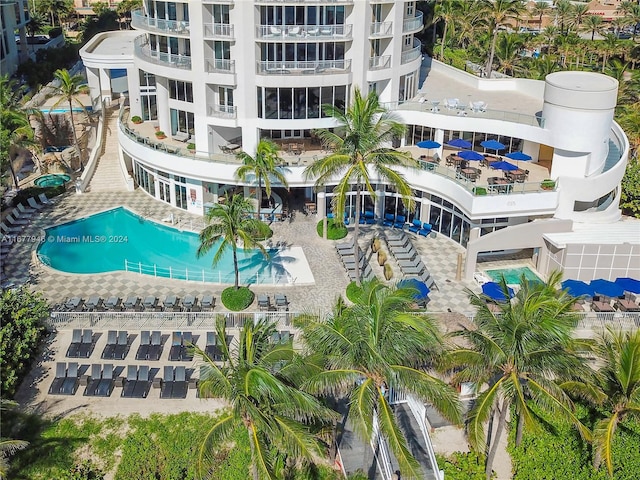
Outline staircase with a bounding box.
[86,106,129,192]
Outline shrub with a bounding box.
[316,219,347,240]
[155,130,166,138]
[384,263,393,280]
[540,179,556,190]
[10,185,65,208]
[436,452,488,480]
[62,460,104,480]
[48,27,63,38]
[0,287,49,398]
[187,142,196,151]
[130,115,142,124]
[377,250,387,266]
[345,282,363,302]
[473,186,487,195]
[221,286,255,311]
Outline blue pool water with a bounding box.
[34,174,70,188]
[485,266,542,285]
[37,207,282,284]
[41,106,93,114]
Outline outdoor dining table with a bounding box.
[460,168,479,181]
[505,169,528,182]
[104,296,121,310]
[123,296,139,310]
[143,296,158,309]
[488,177,512,193]
[446,155,464,167]
[85,296,102,311]
[483,155,502,167]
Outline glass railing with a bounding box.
[255,0,352,3]
[131,10,190,35]
[202,0,234,3]
[256,23,352,39]
[257,59,351,75]
[370,21,393,37]
[203,23,234,39]
[134,36,191,70]
[208,104,237,119]
[401,45,421,64]
[205,58,235,73]
[369,55,391,70]
[385,100,546,128]
[403,11,423,33]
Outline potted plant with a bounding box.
[473,186,487,196]
[187,142,196,153]
[155,130,167,139]
[540,179,556,190]
[131,115,142,124]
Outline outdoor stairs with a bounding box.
[394,403,439,480]
[86,106,128,192]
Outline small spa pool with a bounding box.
[485,266,543,285]
[34,174,71,188]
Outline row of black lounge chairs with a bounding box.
[59,294,216,312]
[385,232,438,292]
[335,240,375,282]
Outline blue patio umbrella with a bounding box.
[480,139,506,152]
[615,277,640,294]
[447,138,472,149]
[417,140,441,149]
[398,278,430,300]
[490,160,518,172]
[457,150,484,161]
[561,279,595,298]
[590,279,625,298]
[505,151,532,161]
[482,282,515,302]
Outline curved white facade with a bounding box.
[80,2,638,282]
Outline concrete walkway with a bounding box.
[86,106,129,192]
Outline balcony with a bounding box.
[131,10,190,36]
[206,58,235,73]
[370,21,392,37]
[403,11,423,34]
[208,104,237,119]
[257,59,351,75]
[369,55,390,70]
[202,0,233,3]
[134,37,191,70]
[401,44,422,65]
[255,0,352,3]
[256,24,352,40]
[203,23,235,39]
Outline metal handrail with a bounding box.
[371,410,394,480]
[203,23,234,38]
[208,104,237,119]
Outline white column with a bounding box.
[155,78,171,135]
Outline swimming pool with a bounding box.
[37,207,289,284]
[34,174,71,188]
[485,266,543,285]
[40,106,93,114]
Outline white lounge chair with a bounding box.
[27,197,45,210]
[17,203,35,216]
[38,193,54,205]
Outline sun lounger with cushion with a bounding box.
[60,362,79,395]
[66,329,82,357]
[258,295,270,310]
[148,331,163,360]
[201,294,215,310]
[38,193,54,205]
[96,364,115,397]
[160,366,174,399]
[6,212,28,225]
[101,330,117,359]
[172,366,188,398]
[204,332,217,358]
[121,365,139,397]
[84,364,103,396]
[48,362,67,394]
[133,365,151,398]
[17,203,35,216]
[169,332,183,361]
[113,331,129,359]
[27,197,45,210]
[78,329,94,358]
[136,330,151,360]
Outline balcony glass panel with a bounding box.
[402,11,423,33]
[401,45,421,65]
[132,10,190,35]
[206,58,236,73]
[203,23,235,39]
[256,24,352,40]
[257,59,351,75]
[370,21,392,37]
[369,55,390,70]
[208,104,237,119]
[134,37,191,70]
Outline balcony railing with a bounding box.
[401,45,422,64]
[255,0,352,3]
[369,55,391,70]
[256,23,352,40]
[203,23,234,39]
[403,10,423,33]
[202,0,234,4]
[205,58,235,73]
[370,21,392,37]
[131,10,190,35]
[134,37,191,70]
[257,59,351,75]
[208,104,237,119]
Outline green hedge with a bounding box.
[10,184,66,208]
[316,219,348,240]
[345,282,363,303]
[436,452,487,480]
[221,286,255,311]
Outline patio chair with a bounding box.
[101,330,118,359]
[38,193,54,205]
[274,294,288,309]
[27,197,45,211]
[66,329,82,357]
[160,366,174,399]
[113,331,129,360]
[418,223,432,237]
[60,362,79,395]
[408,219,422,234]
[169,331,184,361]
[258,295,270,311]
[172,366,188,399]
[78,329,94,358]
[148,331,163,360]
[121,365,139,398]
[133,365,151,398]
[84,364,102,396]
[96,364,115,397]
[393,215,406,229]
[205,332,217,358]
[17,203,35,216]
[136,330,151,360]
[48,362,67,394]
[382,213,395,227]
[201,295,215,311]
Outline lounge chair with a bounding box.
[148,331,163,360]
[84,364,103,396]
[48,362,67,394]
[6,212,28,226]
[123,296,141,311]
[258,295,270,310]
[60,362,79,395]
[95,364,115,397]
[274,294,288,309]
[113,331,129,359]
[382,213,395,227]
[169,332,184,361]
[408,219,422,234]
[78,329,94,358]
[205,332,217,358]
[1,223,22,235]
[393,215,406,229]
[10,207,29,220]
[101,330,117,359]
[201,294,215,311]
[418,223,433,237]
[27,197,45,210]
[38,193,54,205]
[160,366,174,399]
[172,366,188,398]
[136,330,151,360]
[66,329,82,357]
[121,365,139,397]
[17,203,35,216]
[133,365,151,398]
[182,332,194,361]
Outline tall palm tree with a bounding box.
[589,328,640,477]
[196,317,336,480]
[51,69,89,171]
[531,1,551,31]
[479,0,526,78]
[554,0,574,35]
[297,279,462,479]
[494,33,524,76]
[236,139,288,223]
[433,0,457,60]
[533,55,560,79]
[197,194,270,289]
[445,271,592,480]
[571,3,590,31]
[599,33,622,72]
[581,14,604,41]
[303,87,418,285]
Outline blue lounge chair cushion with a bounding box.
[383,213,395,227]
[394,215,406,228]
[408,219,422,233]
[418,223,432,236]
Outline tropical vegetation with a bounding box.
[304,87,418,284]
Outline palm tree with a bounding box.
[588,328,640,477]
[494,33,524,76]
[571,3,590,31]
[581,14,604,41]
[196,317,336,480]
[235,139,288,223]
[554,0,574,35]
[303,87,418,285]
[445,271,592,480]
[297,279,462,479]
[533,55,560,79]
[433,0,457,60]
[531,1,550,31]
[598,33,622,72]
[0,400,29,479]
[197,194,271,289]
[51,69,89,171]
[479,0,526,78]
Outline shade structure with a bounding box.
[482,282,515,302]
[590,279,625,298]
[615,277,640,294]
[417,140,441,149]
[490,161,518,171]
[561,279,595,298]
[505,151,532,161]
[447,138,472,149]
[457,150,485,161]
[398,278,430,300]
[480,139,506,151]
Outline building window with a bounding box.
[406,2,415,16]
[258,85,348,120]
[170,108,194,136]
[169,80,193,102]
